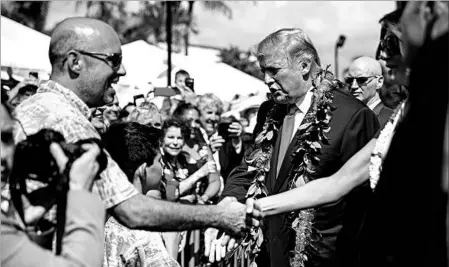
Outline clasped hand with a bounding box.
[204,198,262,263]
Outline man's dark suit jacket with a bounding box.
[218,139,246,182]
[222,90,380,267]
[372,101,394,128]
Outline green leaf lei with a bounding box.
[239,66,339,267]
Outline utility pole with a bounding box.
[335,35,346,79]
[166,1,172,86]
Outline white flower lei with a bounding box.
[369,101,406,190]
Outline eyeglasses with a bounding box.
[345,76,378,86]
[75,49,122,70]
[379,35,401,56]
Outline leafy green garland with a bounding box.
[240,66,338,267]
[287,67,336,267]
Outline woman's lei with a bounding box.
[240,66,338,267]
[369,101,406,190]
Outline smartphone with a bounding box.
[185,78,194,92]
[218,122,232,140]
[133,94,146,107]
[154,87,180,97]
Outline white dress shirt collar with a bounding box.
[295,87,314,114]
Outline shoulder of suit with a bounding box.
[379,104,395,116]
[331,89,369,111]
[258,100,275,113]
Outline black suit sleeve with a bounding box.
[337,106,380,267]
[220,160,254,203]
[340,106,380,163]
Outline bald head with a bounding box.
[49,17,120,71]
[347,56,384,104]
[349,56,382,76]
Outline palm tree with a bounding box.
[184,1,232,55]
[219,46,263,81]
[1,1,50,33]
[76,1,188,47]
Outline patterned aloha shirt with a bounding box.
[13,80,138,209]
[103,216,180,267]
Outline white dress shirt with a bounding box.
[367,93,382,111]
[290,89,314,141]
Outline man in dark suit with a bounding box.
[206,28,379,267]
[346,56,394,128]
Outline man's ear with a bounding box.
[67,51,82,74]
[299,60,312,76]
[376,76,384,90]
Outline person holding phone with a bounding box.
[174,70,196,105]
[197,94,246,183]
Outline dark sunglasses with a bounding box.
[75,49,122,70]
[379,35,401,56]
[345,76,378,86]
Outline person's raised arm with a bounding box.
[200,161,221,203]
[178,162,210,196]
[257,138,376,216]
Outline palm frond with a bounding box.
[202,1,232,19]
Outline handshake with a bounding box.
[204,198,262,263]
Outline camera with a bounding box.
[8,129,108,253]
[10,129,107,203]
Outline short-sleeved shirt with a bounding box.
[14,80,138,210]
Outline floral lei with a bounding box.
[369,101,406,190]
[240,66,338,267]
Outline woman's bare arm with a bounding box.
[257,138,376,216]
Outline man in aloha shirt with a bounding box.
[13,17,263,261]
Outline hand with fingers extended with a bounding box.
[204,228,240,263]
[205,198,263,262]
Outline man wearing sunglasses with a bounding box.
[346,56,394,127]
[12,16,263,257]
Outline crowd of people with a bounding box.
[1,1,448,267]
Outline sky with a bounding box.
[45,1,395,77]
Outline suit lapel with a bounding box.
[266,125,283,194]
[272,103,315,193]
[372,102,383,116]
[272,128,301,193]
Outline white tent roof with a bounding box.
[1,16,51,73]
[119,40,168,87]
[153,58,267,101]
[118,40,267,102]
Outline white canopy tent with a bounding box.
[119,40,267,102]
[119,40,167,87]
[1,16,51,75]
[153,61,266,102]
